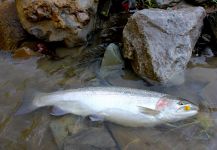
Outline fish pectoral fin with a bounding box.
[88,114,104,122]
[50,106,70,116]
[138,106,160,116]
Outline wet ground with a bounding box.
[0,47,217,150]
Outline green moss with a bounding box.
[211,0,217,4]
[137,0,158,8]
[64,68,76,78]
[197,113,214,130]
[0,116,11,132]
[1,139,27,150]
[4,92,11,98]
[144,0,158,8]
[20,117,39,140]
[0,81,9,88]
[202,0,217,6]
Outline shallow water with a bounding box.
[0,49,217,150]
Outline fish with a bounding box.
[16,86,199,127]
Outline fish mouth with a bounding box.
[177,105,199,112]
[175,109,198,118]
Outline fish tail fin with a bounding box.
[15,89,46,115]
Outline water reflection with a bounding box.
[0,50,217,150]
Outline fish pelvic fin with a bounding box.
[138,106,160,116]
[50,106,70,116]
[15,89,46,115]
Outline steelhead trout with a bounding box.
[16,87,198,127]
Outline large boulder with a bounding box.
[0,0,29,50]
[16,0,98,47]
[123,7,206,83]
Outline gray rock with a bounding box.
[190,56,207,65]
[155,0,182,8]
[201,81,217,108]
[101,44,123,67]
[123,7,206,83]
[100,43,124,78]
[50,115,88,149]
[50,115,117,150]
[187,68,217,83]
[16,0,98,47]
[63,127,117,150]
[201,47,214,58]
[107,124,170,150]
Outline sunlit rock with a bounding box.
[16,0,98,47]
[123,7,206,84]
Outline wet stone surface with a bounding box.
[0,48,217,149]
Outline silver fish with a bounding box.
[16,87,198,127]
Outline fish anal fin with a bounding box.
[138,106,160,116]
[50,106,70,116]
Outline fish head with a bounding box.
[160,98,199,122]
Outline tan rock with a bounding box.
[16,0,98,47]
[13,47,36,59]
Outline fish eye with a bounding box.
[178,101,186,105]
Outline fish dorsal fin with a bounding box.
[138,106,160,116]
[50,106,70,116]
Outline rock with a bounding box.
[107,124,170,150]
[201,47,214,57]
[50,115,87,149]
[63,127,117,150]
[187,67,217,83]
[97,14,129,43]
[155,0,182,8]
[0,0,29,50]
[101,43,123,67]
[50,115,117,150]
[123,7,206,83]
[13,47,36,59]
[189,56,207,65]
[193,33,212,56]
[16,0,98,47]
[100,43,124,77]
[201,81,217,108]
